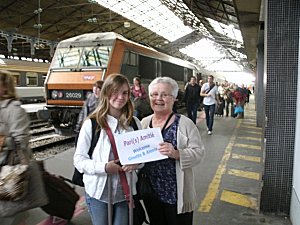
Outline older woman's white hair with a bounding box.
[148,76,179,98]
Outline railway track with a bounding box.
[30,126,55,136]
[29,112,76,159]
[30,134,75,152]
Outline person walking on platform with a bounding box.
[198,79,204,111]
[141,77,205,225]
[232,84,247,119]
[216,83,225,116]
[74,80,103,133]
[184,76,201,124]
[200,75,220,135]
[224,83,234,117]
[74,74,142,225]
[0,71,48,225]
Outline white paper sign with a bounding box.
[115,128,167,165]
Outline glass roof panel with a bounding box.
[207,18,243,43]
[180,39,225,67]
[205,59,242,72]
[180,38,243,72]
[94,0,193,41]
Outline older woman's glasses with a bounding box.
[150,93,173,99]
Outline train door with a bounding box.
[184,68,189,84]
[137,55,160,91]
[120,51,139,82]
[155,60,162,77]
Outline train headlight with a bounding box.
[57,91,63,99]
[51,90,58,99]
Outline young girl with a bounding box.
[74,74,142,225]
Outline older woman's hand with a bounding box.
[122,164,140,172]
[158,142,180,160]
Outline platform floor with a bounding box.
[8,97,292,225]
[21,103,46,113]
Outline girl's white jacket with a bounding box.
[73,115,142,199]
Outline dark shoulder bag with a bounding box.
[72,118,100,186]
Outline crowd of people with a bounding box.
[183,75,252,134]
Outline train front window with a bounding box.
[51,47,83,68]
[79,46,112,68]
[51,46,112,69]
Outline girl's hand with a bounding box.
[105,160,122,174]
[158,142,179,160]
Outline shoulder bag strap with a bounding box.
[149,112,174,133]
[87,118,100,158]
[104,124,132,207]
[205,83,215,94]
[131,118,139,131]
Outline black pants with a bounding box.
[143,196,193,225]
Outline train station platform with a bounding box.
[21,103,46,113]
[13,96,292,225]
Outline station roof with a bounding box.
[0,0,262,73]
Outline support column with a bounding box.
[260,0,300,214]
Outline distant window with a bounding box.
[129,52,137,66]
[42,74,47,84]
[10,72,20,86]
[26,72,38,86]
[123,51,137,66]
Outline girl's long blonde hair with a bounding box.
[89,74,134,130]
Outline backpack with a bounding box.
[72,118,138,186]
[72,118,99,186]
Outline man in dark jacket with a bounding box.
[184,76,201,124]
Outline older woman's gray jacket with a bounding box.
[0,99,31,165]
[141,114,205,214]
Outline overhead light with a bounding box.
[33,24,42,29]
[87,17,97,23]
[124,22,130,28]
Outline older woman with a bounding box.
[141,77,205,225]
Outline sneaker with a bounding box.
[208,131,212,135]
[207,128,209,131]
